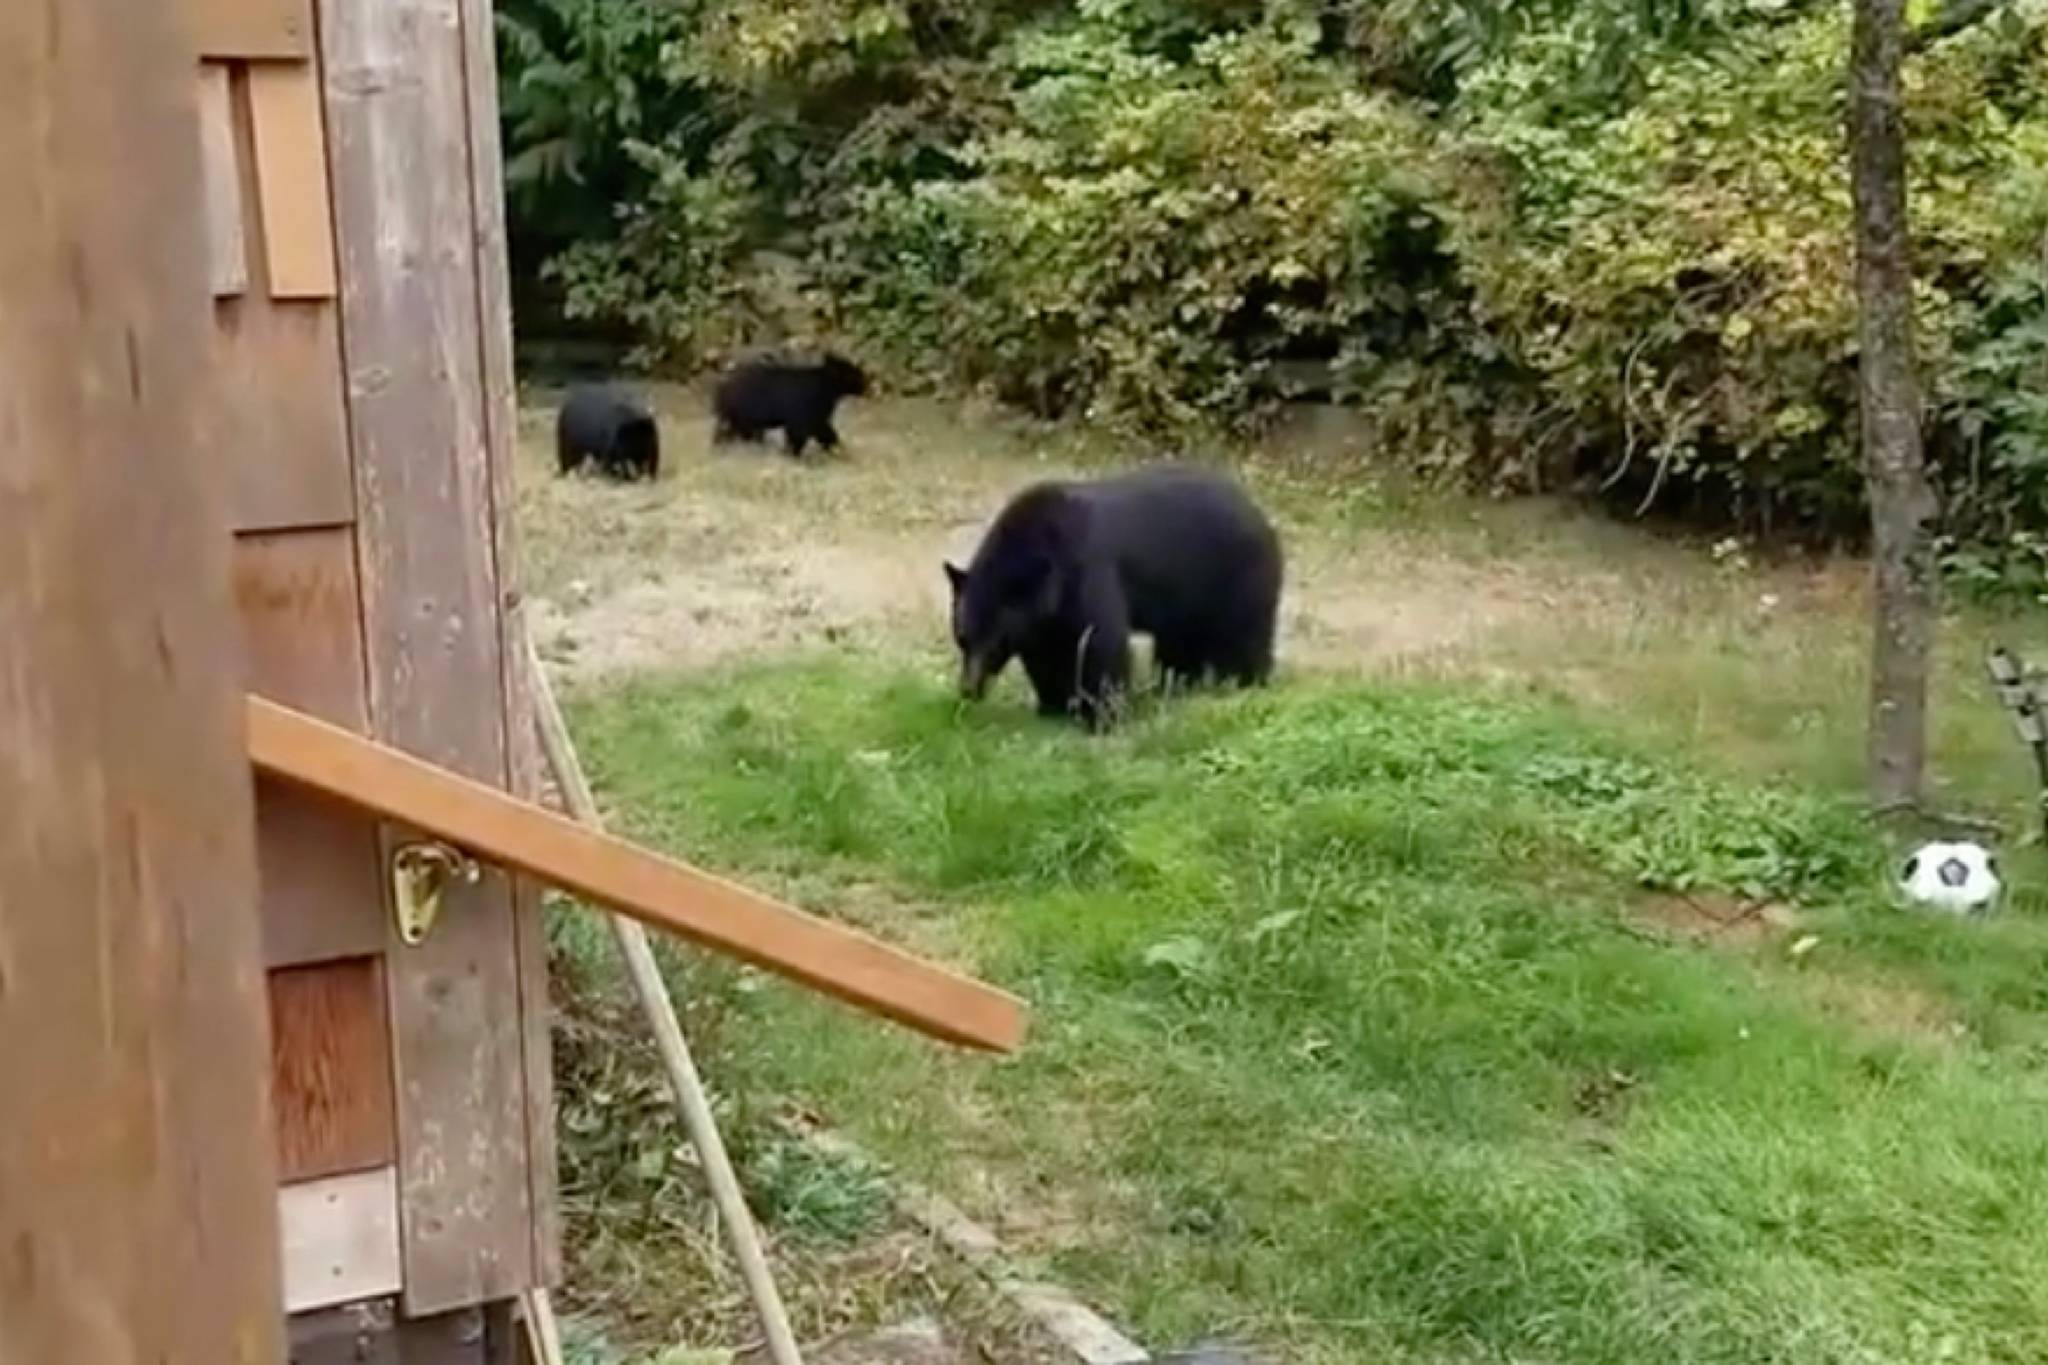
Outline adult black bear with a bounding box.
[711,353,868,459]
[557,384,660,481]
[945,464,1282,730]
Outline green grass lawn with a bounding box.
[561,654,2048,1364]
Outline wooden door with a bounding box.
[188,0,556,1324]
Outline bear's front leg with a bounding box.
[1020,638,1078,718]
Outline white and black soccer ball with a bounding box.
[1897,840,2003,915]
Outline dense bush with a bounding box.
[499,0,2048,590]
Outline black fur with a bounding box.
[711,353,869,459]
[945,464,1283,730]
[557,384,660,480]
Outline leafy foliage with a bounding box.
[499,0,2048,588]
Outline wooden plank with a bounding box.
[234,530,384,964]
[288,1302,516,1365]
[322,0,534,1311]
[255,781,386,966]
[212,65,353,532]
[270,958,398,1182]
[198,63,248,297]
[186,0,313,59]
[279,1167,403,1314]
[399,1307,516,1365]
[234,528,370,726]
[504,655,560,1286]
[210,290,355,530]
[0,0,283,1357]
[527,635,805,1365]
[248,61,338,300]
[289,1299,400,1365]
[247,696,1032,1053]
[457,0,560,1283]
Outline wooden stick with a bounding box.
[245,694,1028,1053]
[524,636,805,1365]
[518,1288,566,1365]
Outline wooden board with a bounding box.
[458,0,561,1283]
[247,696,1033,1053]
[186,0,312,60]
[198,63,248,297]
[399,1306,517,1365]
[270,958,398,1182]
[234,528,369,725]
[248,60,338,300]
[279,1166,403,1314]
[254,778,385,966]
[234,530,385,964]
[289,1301,517,1365]
[322,0,536,1311]
[0,1,283,1357]
[289,1299,400,1365]
[212,65,353,532]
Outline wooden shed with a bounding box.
[190,0,554,1352]
[3,4,1024,1360]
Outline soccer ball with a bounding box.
[1897,840,2002,915]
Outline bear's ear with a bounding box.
[943,561,967,595]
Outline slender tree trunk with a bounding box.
[1849,0,1939,808]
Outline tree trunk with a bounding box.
[1849,0,1939,809]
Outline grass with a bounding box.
[519,388,2048,1361]
[558,653,2048,1365]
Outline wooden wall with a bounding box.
[187,0,556,1332]
[0,0,285,1358]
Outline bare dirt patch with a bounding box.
[517,386,1640,689]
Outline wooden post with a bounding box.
[320,0,541,1311]
[0,0,284,1359]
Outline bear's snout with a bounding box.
[958,654,992,701]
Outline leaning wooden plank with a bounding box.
[527,633,804,1365]
[246,695,1031,1053]
[247,61,337,299]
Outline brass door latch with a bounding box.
[390,841,481,946]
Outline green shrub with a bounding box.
[500,0,2048,589]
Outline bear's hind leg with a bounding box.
[1151,635,1209,693]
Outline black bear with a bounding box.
[945,464,1283,730]
[711,353,868,459]
[557,384,660,481]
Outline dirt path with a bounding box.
[517,387,1678,690]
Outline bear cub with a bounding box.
[557,384,661,481]
[712,353,868,459]
[946,464,1283,730]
